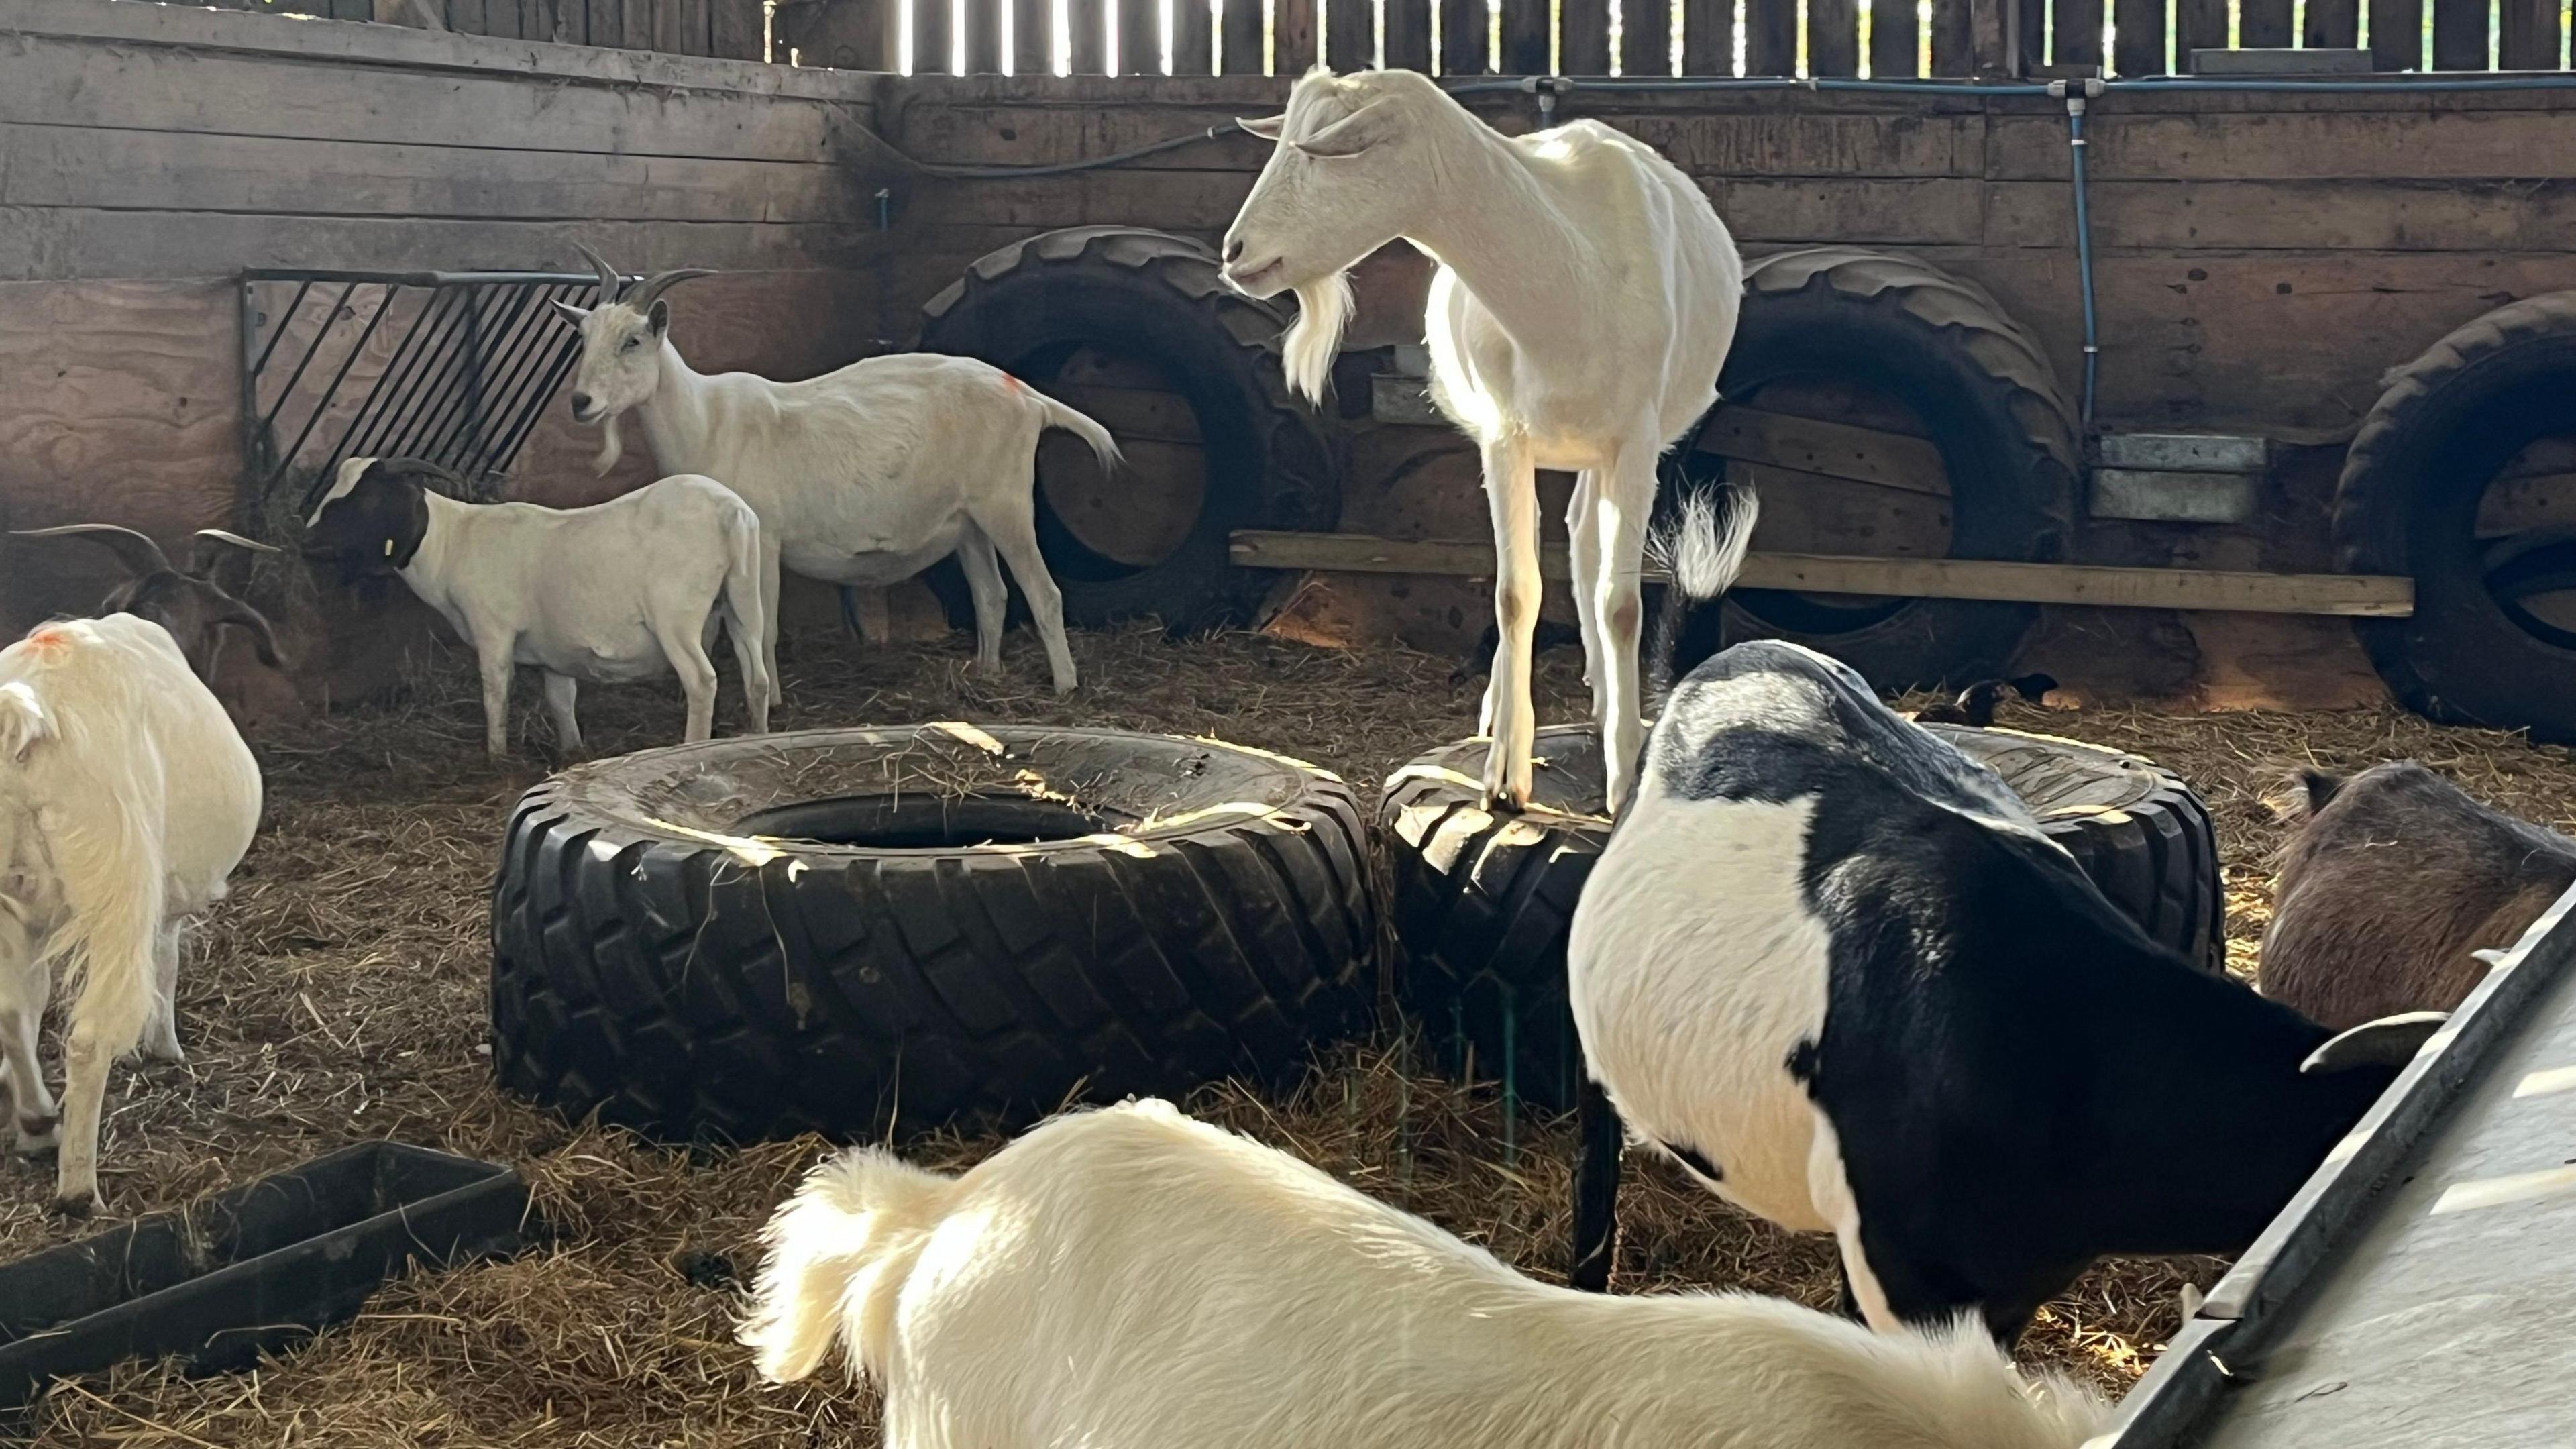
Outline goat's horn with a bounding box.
[625,268,716,312]
[11,523,172,578]
[189,529,280,578]
[572,241,625,303]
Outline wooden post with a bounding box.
[1326,0,1373,67]
[2500,0,2559,68]
[1440,0,1488,70]
[1221,0,1264,70]
[2431,0,2485,68]
[1808,0,1858,74]
[2369,0,2424,68]
[1746,0,1796,74]
[2057,0,2104,67]
[963,0,1003,70]
[1014,0,1053,70]
[1969,0,2021,76]
[1116,0,1157,72]
[1619,0,1670,74]
[2112,0,2165,71]
[1503,0,1551,72]
[1386,0,1433,68]
[1870,0,1923,76]
[1275,0,1318,70]
[1069,0,1108,70]
[1173,0,1214,71]
[914,0,952,72]
[1931,0,1973,72]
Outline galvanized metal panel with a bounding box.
[2092,468,2263,524]
[2096,433,2273,472]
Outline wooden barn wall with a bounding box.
[876,76,2576,706]
[0,0,895,713]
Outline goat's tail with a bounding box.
[715,507,772,710]
[739,1145,963,1387]
[1644,475,1760,710]
[1034,394,1125,476]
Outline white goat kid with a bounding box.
[0,614,262,1215]
[741,1099,2108,1449]
[551,248,1120,701]
[1225,68,1742,816]
[304,458,770,758]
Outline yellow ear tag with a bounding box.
[383,539,395,557]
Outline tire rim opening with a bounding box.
[733,795,1128,849]
[1020,342,1209,583]
[2477,430,2576,651]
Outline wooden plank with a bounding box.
[2017,0,2043,71]
[2305,0,2359,47]
[584,0,620,44]
[1116,0,1157,70]
[1740,464,1953,559]
[1228,531,2418,616]
[622,0,657,58]
[1386,0,1432,68]
[2176,0,2227,62]
[916,0,955,72]
[445,0,486,34]
[1016,0,1054,70]
[1173,0,1214,70]
[1327,0,1374,67]
[1809,0,1860,73]
[2241,0,2294,46]
[2371,0,2424,68]
[1746,0,1796,72]
[2055,0,2103,66]
[1872,0,1923,76]
[1221,0,1264,69]
[1507,0,1555,71]
[1068,0,1108,70]
[963,0,1004,70]
[2500,0,2559,70]
[1931,0,1973,72]
[710,0,764,57]
[1988,109,2576,182]
[1275,0,1318,69]
[2432,0,2487,69]
[651,0,684,52]
[1693,405,1949,494]
[482,0,523,40]
[1622,0,1674,74]
[1441,0,1489,70]
[2112,0,2162,72]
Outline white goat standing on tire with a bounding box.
[551,247,1122,701]
[1224,67,1741,815]
[0,614,261,1215]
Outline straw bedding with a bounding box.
[7,622,2574,1447]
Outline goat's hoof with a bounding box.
[50,1189,97,1220]
[15,1116,59,1156]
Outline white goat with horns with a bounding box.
[1224,68,1741,815]
[551,246,1122,700]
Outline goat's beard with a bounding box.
[1283,270,1355,408]
[590,413,623,478]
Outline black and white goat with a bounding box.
[743,1099,2108,1449]
[1564,482,2446,1341]
[10,523,284,685]
[304,457,769,758]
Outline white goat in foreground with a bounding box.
[304,457,769,757]
[551,246,1120,700]
[1226,67,1741,816]
[741,1099,2108,1449]
[0,614,262,1215]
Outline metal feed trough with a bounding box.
[2096,879,2576,1448]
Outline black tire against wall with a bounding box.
[1379,720,2222,1110]
[490,726,1373,1143]
[1675,247,2080,690]
[2335,293,2576,741]
[916,226,1337,633]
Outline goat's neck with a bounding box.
[637,340,719,476]
[395,492,471,620]
[1399,126,1597,348]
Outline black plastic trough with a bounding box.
[0,1141,528,1409]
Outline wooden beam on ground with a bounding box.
[1226,531,2416,618]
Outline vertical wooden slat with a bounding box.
[960,0,1002,68]
[1015,0,1053,70]
[650,0,684,52]
[1067,0,1108,68]
[1221,0,1265,68]
[1116,0,1157,70]
[2500,0,2557,65]
[1968,0,2021,72]
[1683,0,1729,70]
[2240,0,2293,45]
[2369,0,2423,67]
[2015,0,2043,70]
[1507,0,1556,70]
[1746,0,1796,72]
[485,0,525,38]
[443,0,483,34]
[1931,0,1974,72]
[1387,0,1434,66]
[1441,0,1489,68]
[620,0,655,54]
[1809,0,1859,72]
[1174,0,1215,70]
[1872,0,1923,74]
[916,0,953,70]
[1328,0,1375,66]
[2056,0,2103,64]
[722,0,766,53]
[2176,0,2227,64]
[2305,0,2358,45]
[1619,0,1672,71]
[1276,0,1318,69]
[2432,0,2486,66]
[2112,0,2164,70]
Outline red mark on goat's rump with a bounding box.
[1000,372,1026,396]
[21,626,73,657]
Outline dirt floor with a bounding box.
[8,619,2576,1447]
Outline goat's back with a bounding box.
[754,1099,2104,1449]
[2263,761,2576,1029]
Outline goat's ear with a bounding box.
[1291,99,1391,159]
[215,606,284,669]
[1237,113,1288,140]
[2299,767,2346,816]
[551,299,591,327]
[647,299,672,336]
[2301,1010,2450,1075]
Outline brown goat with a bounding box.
[9,524,284,684]
[2259,761,2576,1030]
